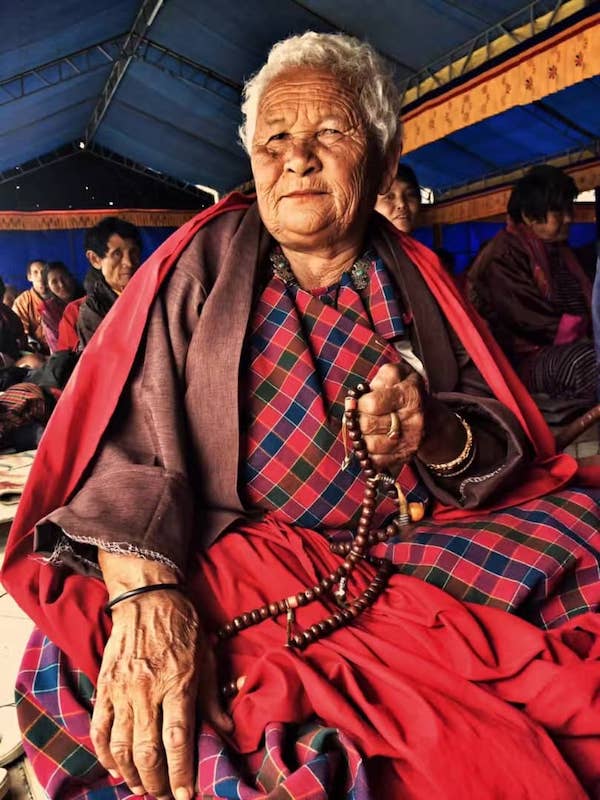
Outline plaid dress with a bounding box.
[15,256,600,799]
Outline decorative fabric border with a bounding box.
[0,208,201,231]
[402,11,600,153]
[421,159,600,225]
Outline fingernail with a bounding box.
[131,787,145,796]
[108,769,119,779]
[175,788,191,800]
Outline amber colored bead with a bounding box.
[385,524,397,537]
[358,516,372,529]
[354,533,367,547]
[356,524,369,537]
[362,497,375,510]
[363,468,376,478]
[342,559,353,572]
[346,551,359,564]
[354,448,367,460]
[348,429,361,440]
[408,502,426,522]
[364,486,376,499]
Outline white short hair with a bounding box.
[239,31,402,156]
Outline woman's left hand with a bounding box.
[357,362,466,474]
[356,363,426,474]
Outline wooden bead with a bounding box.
[320,577,332,590]
[291,633,304,649]
[348,429,361,440]
[364,486,376,499]
[233,617,245,630]
[356,524,369,537]
[362,497,375,510]
[251,610,262,623]
[332,611,344,625]
[297,592,308,606]
[355,382,368,394]
[355,448,368,460]
[363,468,376,478]
[304,589,315,602]
[277,599,287,613]
[241,613,252,626]
[358,515,372,528]
[268,602,279,616]
[385,524,397,537]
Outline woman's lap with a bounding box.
[16,487,600,799]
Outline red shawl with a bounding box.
[1,195,597,679]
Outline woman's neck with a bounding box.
[281,243,362,290]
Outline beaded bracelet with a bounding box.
[424,413,473,475]
[104,583,185,614]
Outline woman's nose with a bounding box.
[284,136,319,175]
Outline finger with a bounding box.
[358,412,394,437]
[90,690,119,774]
[358,387,397,417]
[109,700,144,795]
[370,362,411,390]
[198,652,234,735]
[131,694,171,800]
[162,690,196,800]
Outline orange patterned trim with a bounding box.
[0,208,201,231]
[421,160,600,225]
[402,12,600,153]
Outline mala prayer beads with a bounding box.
[217,381,418,693]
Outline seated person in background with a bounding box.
[12,259,51,353]
[3,32,600,800]
[3,283,18,308]
[0,277,27,366]
[375,163,421,233]
[467,165,597,404]
[57,217,142,351]
[41,262,84,353]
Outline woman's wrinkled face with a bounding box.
[251,68,382,252]
[524,208,572,243]
[375,178,421,234]
[47,268,75,302]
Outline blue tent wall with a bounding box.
[414,221,597,274]
[0,226,176,291]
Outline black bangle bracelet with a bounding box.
[104,583,185,614]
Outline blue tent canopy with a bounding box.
[2,0,597,196]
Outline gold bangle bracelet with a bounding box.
[425,414,473,474]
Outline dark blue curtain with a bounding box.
[0,227,176,291]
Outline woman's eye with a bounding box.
[267,132,288,143]
[317,128,342,141]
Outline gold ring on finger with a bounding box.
[387,410,401,438]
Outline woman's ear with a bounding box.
[378,127,403,196]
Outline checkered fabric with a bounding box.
[241,258,428,531]
[17,630,370,800]
[371,486,600,628]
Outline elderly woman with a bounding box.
[3,33,600,800]
[468,165,597,403]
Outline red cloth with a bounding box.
[194,517,600,797]
[57,297,85,351]
[1,196,598,682]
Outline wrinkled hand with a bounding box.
[90,590,232,800]
[357,363,426,474]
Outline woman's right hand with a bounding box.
[91,553,233,800]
